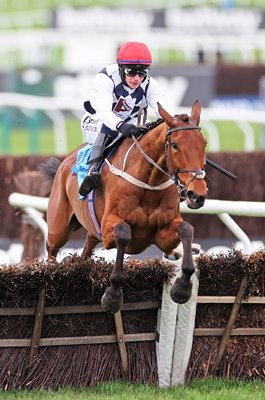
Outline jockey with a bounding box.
[79,41,167,197]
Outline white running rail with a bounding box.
[1,93,265,153]
[8,192,265,254]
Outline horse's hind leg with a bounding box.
[46,215,80,260]
[101,221,131,313]
[170,221,194,304]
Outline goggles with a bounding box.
[123,67,149,78]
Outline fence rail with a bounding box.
[0,295,264,348]
[8,192,265,254]
[1,27,265,66]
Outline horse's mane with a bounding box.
[143,117,164,132]
[142,113,190,134]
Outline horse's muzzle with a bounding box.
[186,190,206,209]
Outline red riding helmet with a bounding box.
[117,42,152,66]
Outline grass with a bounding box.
[203,121,263,152]
[0,378,264,400]
[1,0,265,13]
[0,117,83,155]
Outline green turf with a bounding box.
[202,121,263,152]
[0,117,82,155]
[1,0,265,13]
[0,378,264,400]
[0,118,262,156]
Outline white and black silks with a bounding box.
[81,63,167,144]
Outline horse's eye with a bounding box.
[172,142,178,150]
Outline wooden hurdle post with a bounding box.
[29,287,46,366]
[212,273,249,375]
[114,311,128,377]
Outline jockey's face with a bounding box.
[122,66,149,89]
[124,74,145,89]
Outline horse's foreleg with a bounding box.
[170,221,194,304]
[101,222,131,313]
[81,233,101,258]
[46,237,61,259]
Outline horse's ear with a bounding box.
[191,100,201,125]
[157,102,173,124]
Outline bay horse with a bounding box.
[41,101,208,313]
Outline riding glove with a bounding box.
[116,122,142,138]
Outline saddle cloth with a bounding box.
[72,139,120,199]
[71,143,93,199]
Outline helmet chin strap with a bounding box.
[118,64,127,85]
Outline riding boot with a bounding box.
[79,132,109,197]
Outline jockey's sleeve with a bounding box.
[89,73,122,130]
[146,77,170,117]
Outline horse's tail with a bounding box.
[39,157,61,184]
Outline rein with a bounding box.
[105,122,206,196]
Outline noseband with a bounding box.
[165,125,206,200]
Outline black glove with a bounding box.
[116,122,142,138]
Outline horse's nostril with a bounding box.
[187,191,206,209]
[187,191,197,203]
[197,195,206,204]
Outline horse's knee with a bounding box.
[114,222,131,247]
[46,238,60,259]
[177,221,194,240]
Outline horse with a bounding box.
[40,101,208,313]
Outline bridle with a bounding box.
[165,125,206,200]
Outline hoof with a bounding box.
[101,287,123,313]
[170,277,192,304]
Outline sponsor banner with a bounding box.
[52,6,264,34]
